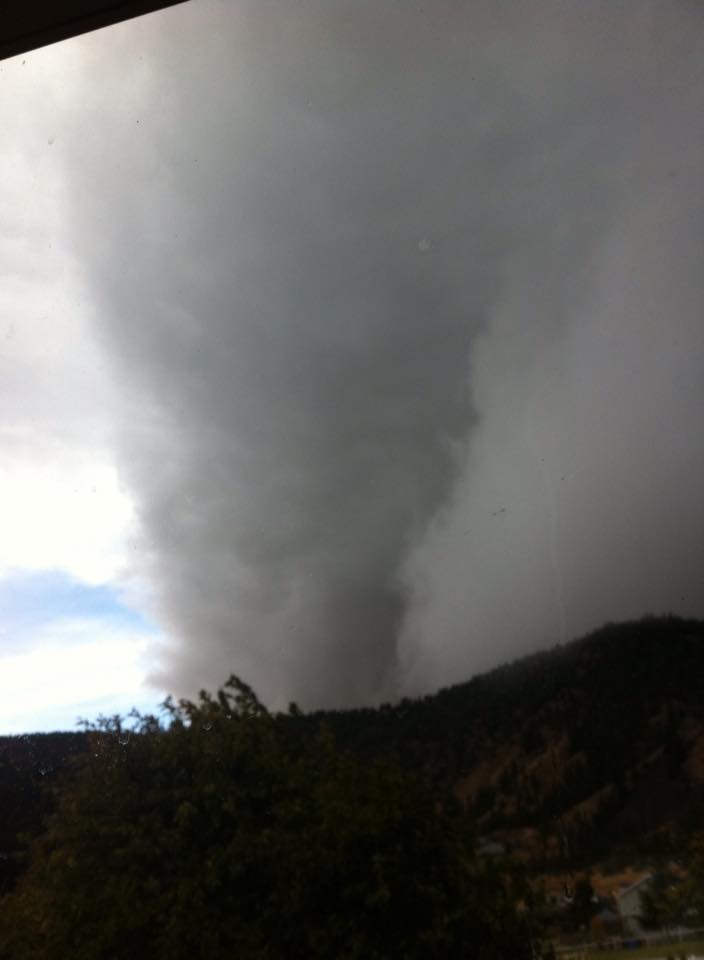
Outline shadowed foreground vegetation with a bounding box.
[1,616,703,958]
[0,678,531,959]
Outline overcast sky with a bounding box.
[1,0,703,730]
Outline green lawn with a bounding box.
[559,940,704,960]
[607,942,704,960]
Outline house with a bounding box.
[614,874,653,936]
[477,838,506,858]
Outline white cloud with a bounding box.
[0,617,159,733]
[0,42,161,732]
[0,458,135,585]
[0,41,137,589]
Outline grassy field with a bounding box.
[558,940,704,960]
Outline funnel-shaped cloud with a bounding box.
[52,0,704,707]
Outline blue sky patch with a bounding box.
[0,569,154,652]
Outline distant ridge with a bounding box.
[314,615,704,869]
[1,615,703,886]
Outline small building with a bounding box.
[477,838,506,858]
[614,874,652,936]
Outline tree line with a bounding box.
[0,677,531,959]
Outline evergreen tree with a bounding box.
[0,677,530,960]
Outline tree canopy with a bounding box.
[0,676,530,960]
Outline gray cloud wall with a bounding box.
[56,0,704,706]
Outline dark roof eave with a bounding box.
[1,0,189,62]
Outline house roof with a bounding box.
[614,874,653,898]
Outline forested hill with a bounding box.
[312,615,704,867]
[2,615,703,878]
[0,616,703,957]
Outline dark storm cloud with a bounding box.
[60,0,704,706]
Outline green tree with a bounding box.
[639,871,684,931]
[676,832,704,925]
[568,878,597,931]
[0,677,530,960]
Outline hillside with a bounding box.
[1,616,703,957]
[312,615,704,869]
[1,615,703,889]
